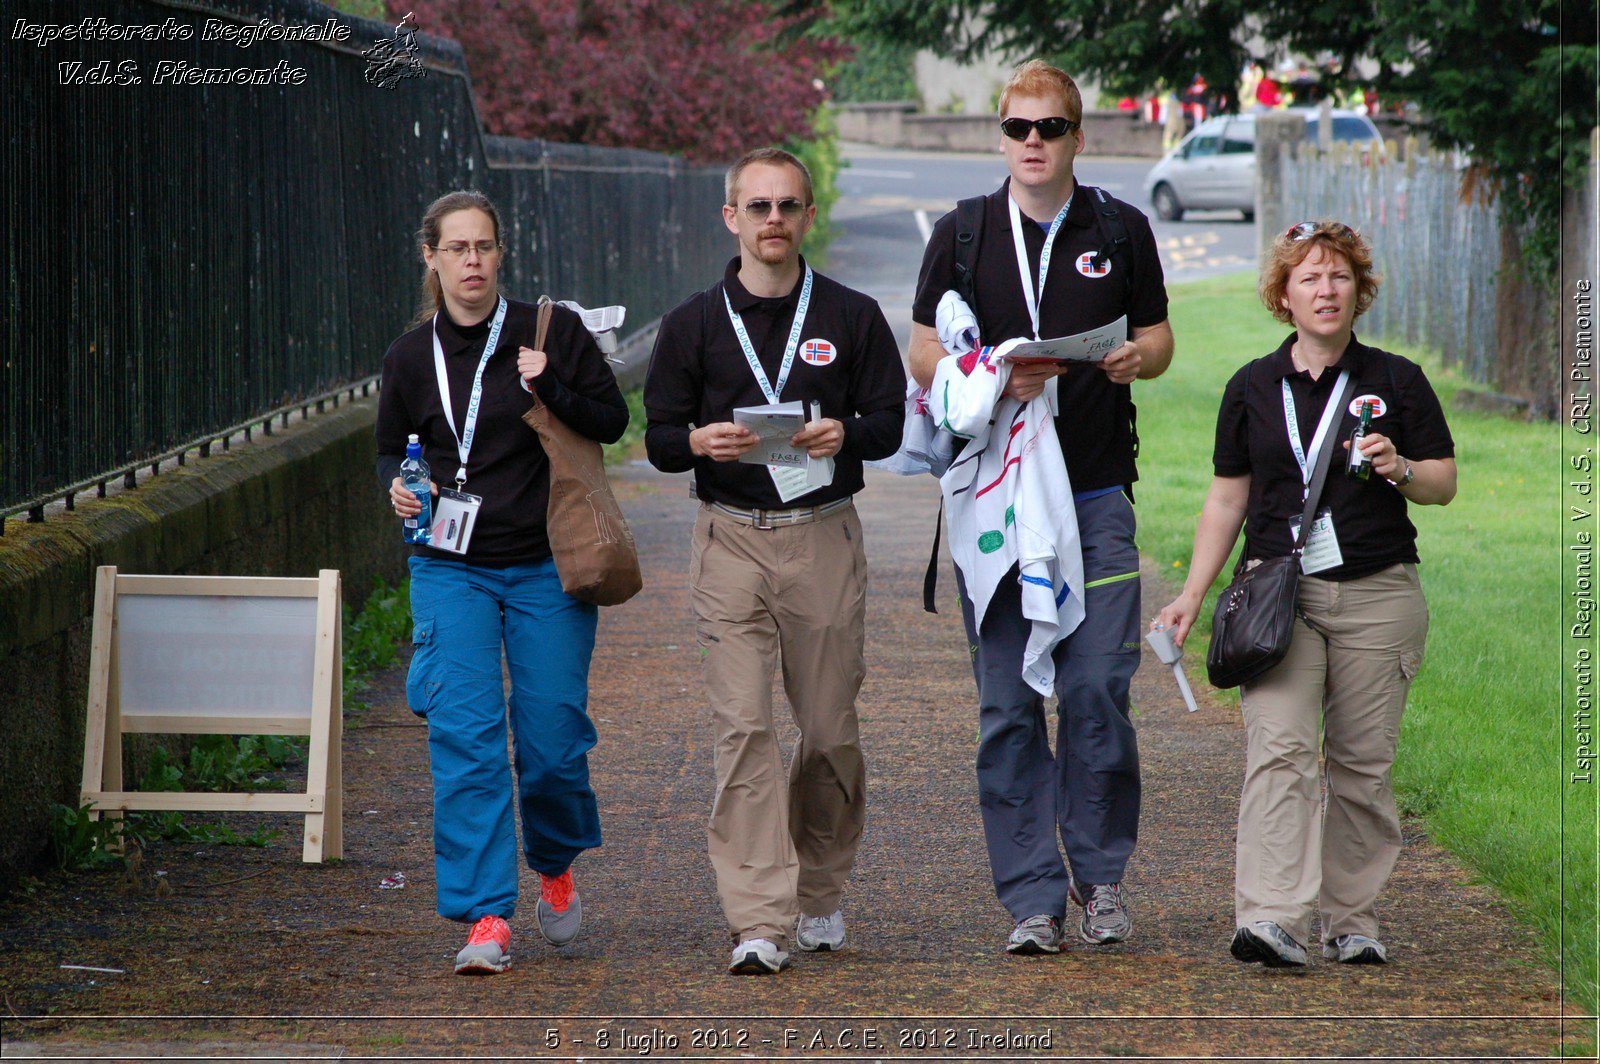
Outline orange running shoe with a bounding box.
[536,869,582,946]
[454,914,511,975]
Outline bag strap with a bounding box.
[1291,372,1356,555]
[922,495,944,614]
[526,296,554,409]
[534,295,553,351]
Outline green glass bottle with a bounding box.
[1345,399,1375,480]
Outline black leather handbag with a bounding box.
[1206,373,1354,689]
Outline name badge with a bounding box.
[429,487,484,554]
[1289,508,1343,575]
[768,457,834,503]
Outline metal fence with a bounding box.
[1282,141,1503,385]
[2,0,729,516]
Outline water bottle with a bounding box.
[401,434,432,544]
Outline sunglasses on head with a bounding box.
[738,197,808,221]
[1000,116,1080,141]
[1285,221,1357,242]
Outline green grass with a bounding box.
[603,387,647,466]
[1136,271,1596,1016]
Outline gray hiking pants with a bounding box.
[956,490,1143,920]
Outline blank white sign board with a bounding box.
[80,568,344,862]
[117,595,319,719]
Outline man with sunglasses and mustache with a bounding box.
[644,147,905,975]
[909,60,1175,956]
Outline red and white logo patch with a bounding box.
[1076,251,1112,278]
[1348,394,1388,418]
[800,339,836,366]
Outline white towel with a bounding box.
[936,290,980,355]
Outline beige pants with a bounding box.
[690,503,868,947]
[1235,563,1428,946]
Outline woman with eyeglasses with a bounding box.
[1153,221,1457,968]
[375,189,628,975]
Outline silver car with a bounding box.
[1141,110,1384,221]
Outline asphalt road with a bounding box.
[829,142,1256,348]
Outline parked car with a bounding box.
[1141,110,1384,222]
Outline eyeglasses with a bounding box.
[737,197,808,221]
[431,240,501,258]
[1000,116,1080,141]
[1285,221,1356,242]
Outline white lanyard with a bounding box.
[1281,368,1351,489]
[1007,192,1072,340]
[723,265,813,403]
[431,296,508,488]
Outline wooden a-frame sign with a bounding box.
[79,567,344,862]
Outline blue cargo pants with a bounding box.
[407,555,602,923]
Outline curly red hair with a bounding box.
[1258,220,1380,324]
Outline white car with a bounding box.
[1141,110,1384,221]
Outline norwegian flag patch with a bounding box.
[800,339,836,366]
[1076,251,1112,278]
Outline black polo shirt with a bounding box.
[375,299,628,567]
[643,257,906,509]
[1213,333,1456,581]
[911,178,1169,493]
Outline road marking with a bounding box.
[847,168,917,179]
[914,208,933,244]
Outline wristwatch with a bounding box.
[1389,460,1414,488]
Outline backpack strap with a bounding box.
[951,194,987,318]
[1081,185,1133,297]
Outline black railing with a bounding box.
[2,0,729,518]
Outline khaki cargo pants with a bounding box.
[690,502,869,949]
[1235,562,1429,947]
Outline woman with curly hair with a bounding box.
[1154,221,1457,967]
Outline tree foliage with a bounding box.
[395,0,846,163]
[837,0,1596,271]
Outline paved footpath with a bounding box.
[0,463,1577,1061]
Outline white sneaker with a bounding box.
[1323,933,1388,964]
[728,937,789,975]
[796,910,846,952]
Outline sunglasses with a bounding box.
[1000,116,1080,141]
[737,197,808,221]
[1285,221,1357,242]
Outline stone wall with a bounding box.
[0,398,403,889]
[837,102,1165,158]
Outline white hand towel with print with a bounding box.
[931,339,1085,696]
[936,290,981,355]
[870,288,977,477]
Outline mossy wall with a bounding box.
[0,398,404,890]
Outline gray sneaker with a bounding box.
[1230,921,1309,967]
[1079,882,1132,944]
[454,915,512,975]
[1006,914,1063,955]
[728,937,789,974]
[535,870,582,947]
[1323,934,1388,964]
[796,910,846,952]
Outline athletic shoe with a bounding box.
[454,915,512,975]
[728,937,789,974]
[536,869,582,946]
[1230,921,1309,967]
[1079,882,1133,944]
[1323,933,1389,964]
[796,910,847,952]
[1006,914,1063,955]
